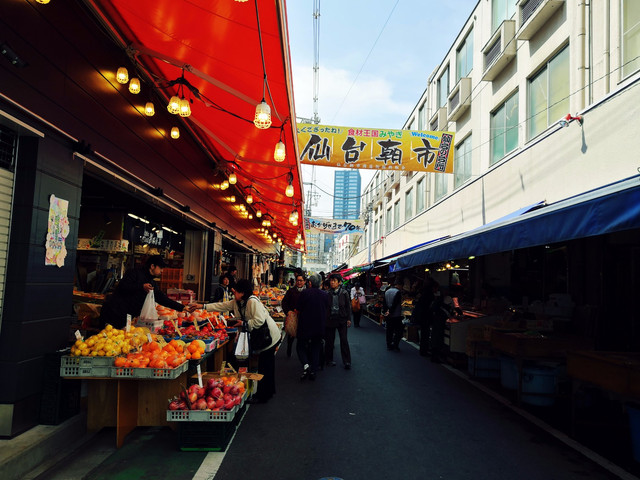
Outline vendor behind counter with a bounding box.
[98,255,185,329]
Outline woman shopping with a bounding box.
[350,281,366,327]
[192,279,281,404]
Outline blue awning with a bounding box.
[391,177,640,272]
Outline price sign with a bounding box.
[196,364,203,388]
[74,330,83,341]
[147,333,153,344]
[126,315,132,333]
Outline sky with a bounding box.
[286,0,479,218]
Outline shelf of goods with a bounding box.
[567,351,640,399]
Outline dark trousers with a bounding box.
[324,324,351,365]
[386,316,404,349]
[286,334,295,357]
[352,309,362,327]
[419,322,431,355]
[255,343,277,401]
[296,337,323,373]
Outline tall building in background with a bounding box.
[333,170,361,219]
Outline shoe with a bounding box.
[344,363,351,370]
[300,364,309,380]
[327,361,336,367]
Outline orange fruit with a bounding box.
[114,357,126,367]
[191,351,201,360]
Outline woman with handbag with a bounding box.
[191,279,281,404]
[350,281,366,328]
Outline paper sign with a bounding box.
[126,315,132,332]
[147,333,153,343]
[197,364,203,388]
[208,319,214,330]
[74,330,83,341]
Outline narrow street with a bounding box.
[37,315,631,480]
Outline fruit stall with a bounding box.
[61,305,236,447]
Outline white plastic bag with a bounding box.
[140,290,158,321]
[235,331,250,360]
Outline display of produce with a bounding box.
[70,324,148,357]
[112,338,200,368]
[168,376,245,412]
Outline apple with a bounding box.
[233,395,242,405]
[206,378,217,390]
[211,387,222,398]
[188,392,198,404]
[223,393,232,402]
[196,386,206,398]
[169,400,180,411]
[230,386,239,396]
[223,399,235,410]
[214,398,224,408]
[223,385,232,394]
[188,384,200,395]
[195,398,208,410]
[206,398,216,410]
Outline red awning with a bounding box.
[86,0,304,249]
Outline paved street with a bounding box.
[40,316,631,480]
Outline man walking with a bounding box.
[383,279,404,351]
[325,273,352,369]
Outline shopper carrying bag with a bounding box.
[285,310,298,338]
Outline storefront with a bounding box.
[0,0,304,437]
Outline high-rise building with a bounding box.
[333,170,361,219]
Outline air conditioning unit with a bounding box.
[516,0,564,41]
[447,77,472,122]
[482,20,516,81]
[429,107,448,132]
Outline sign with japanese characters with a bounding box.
[297,123,455,173]
[45,194,70,267]
[305,217,363,234]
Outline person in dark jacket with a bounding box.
[98,255,185,329]
[295,273,329,380]
[213,274,232,302]
[325,273,352,369]
[281,273,306,357]
[412,279,438,356]
[383,280,404,351]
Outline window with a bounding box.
[491,91,518,164]
[405,188,413,220]
[454,135,472,189]
[437,67,449,108]
[385,207,392,233]
[492,0,517,32]
[434,173,448,201]
[374,220,378,240]
[418,104,425,130]
[393,201,400,229]
[416,176,426,213]
[456,29,474,82]
[623,0,640,78]
[528,46,569,140]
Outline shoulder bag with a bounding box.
[242,296,273,353]
[285,310,298,337]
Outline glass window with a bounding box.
[437,66,449,108]
[454,135,472,189]
[385,207,392,233]
[393,201,400,229]
[623,0,640,78]
[456,29,474,82]
[434,173,448,201]
[405,188,413,220]
[492,0,518,32]
[374,220,378,240]
[528,47,569,140]
[418,105,424,130]
[491,91,518,164]
[416,176,426,213]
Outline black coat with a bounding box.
[99,267,184,328]
[326,287,351,327]
[295,287,329,339]
[281,286,304,314]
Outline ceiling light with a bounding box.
[116,67,129,84]
[256,208,262,218]
[274,141,286,162]
[248,214,253,219]
[171,127,180,139]
[228,172,237,184]
[144,102,155,116]
[128,78,141,94]
[229,196,236,202]
[246,193,253,204]
[285,183,294,198]
[179,97,191,117]
[254,100,271,129]
[167,95,180,114]
[221,180,229,190]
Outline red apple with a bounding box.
[196,386,206,398]
[211,387,222,398]
[195,398,208,410]
[223,399,235,410]
[214,398,224,408]
[188,392,198,404]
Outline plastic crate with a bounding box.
[61,355,114,367]
[111,360,188,379]
[178,420,236,451]
[60,364,111,378]
[166,405,237,422]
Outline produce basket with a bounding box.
[111,360,188,379]
[60,355,112,377]
[166,405,238,422]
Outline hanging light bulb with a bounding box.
[229,196,236,202]
[254,100,271,129]
[116,67,129,84]
[228,172,237,185]
[256,208,262,218]
[167,95,181,114]
[36,0,51,3]
[246,193,253,204]
[144,102,155,117]
[179,97,191,117]
[220,180,229,190]
[274,141,286,162]
[170,127,180,139]
[285,183,294,198]
[129,78,141,94]
[248,214,253,219]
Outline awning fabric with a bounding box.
[391,177,640,272]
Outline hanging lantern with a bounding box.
[167,95,181,114]
[170,127,180,139]
[128,78,141,94]
[178,98,191,117]
[253,100,271,129]
[274,141,286,162]
[144,102,155,116]
[116,67,129,84]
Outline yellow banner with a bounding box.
[297,124,455,173]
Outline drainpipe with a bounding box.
[576,1,586,111]
[603,0,611,94]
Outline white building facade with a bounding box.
[351,0,640,267]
